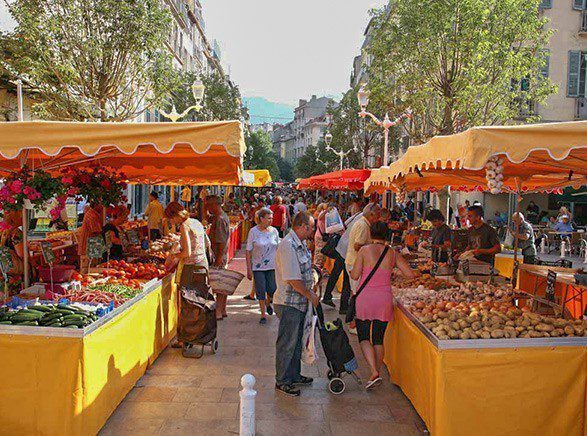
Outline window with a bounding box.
[539,0,551,8]
[540,50,550,79]
[567,51,587,97]
[573,0,586,10]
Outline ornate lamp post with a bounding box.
[324,130,358,170]
[160,80,206,122]
[357,85,412,167]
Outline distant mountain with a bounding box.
[243,97,294,125]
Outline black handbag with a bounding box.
[345,246,389,323]
[321,233,341,259]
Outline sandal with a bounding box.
[365,375,382,390]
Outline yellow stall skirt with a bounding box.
[0,275,178,435]
[385,309,586,436]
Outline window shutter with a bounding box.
[539,0,552,8]
[540,51,550,79]
[567,51,581,96]
[573,0,584,10]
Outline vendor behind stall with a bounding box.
[145,192,164,240]
[103,205,129,261]
[78,203,104,268]
[510,212,536,264]
[426,209,452,262]
[460,205,501,265]
[0,211,25,295]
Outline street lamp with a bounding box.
[357,85,412,167]
[324,130,358,170]
[160,79,206,122]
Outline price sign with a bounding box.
[87,235,106,260]
[127,229,139,245]
[41,242,56,265]
[461,259,470,276]
[546,270,557,302]
[0,246,13,277]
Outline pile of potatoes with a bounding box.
[396,274,456,290]
[414,307,586,340]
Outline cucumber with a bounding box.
[0,320,12,325]
[18,309,45,316]
[56,309,75,316]
[63,319,88,327]
[46,321,63,327]
[11,313,44,322]
[62,314,86,322]
[41,312,63,322]
[29,305,52,313]
[65,324,81,329]
[40,317,63,326]
[16,321,39,326]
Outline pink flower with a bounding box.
[23,186,41,201]
[0,187,10,199]
[6,197,16,204]
[67,187,78,196]
[9,180,23,194]
[0,221,12,231]
[61,176,73,185]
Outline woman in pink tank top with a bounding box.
[350,221,416,389]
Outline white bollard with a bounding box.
[540,237,546,254]
[239,374,256,436]
[560,240,566,258]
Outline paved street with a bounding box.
[101,251,426,435]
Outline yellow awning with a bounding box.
[365,121,587,194]
[0,120,246,185]
[242,169,272,187]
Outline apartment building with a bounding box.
[282,95,334,164]
[536,0,587,120]
[272,123,295,160]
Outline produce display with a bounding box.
[60,283,140,306]
[0,303,99,328]
[396,274,457,290]
[98,260,167,281]
[395,280,587,340]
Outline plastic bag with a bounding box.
[301,303,318,365]
[504,229,514,248]
[325,208,344,234]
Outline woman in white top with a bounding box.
[246,207,280,324]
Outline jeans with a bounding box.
[324,253,350,310]
[275,304,305,386]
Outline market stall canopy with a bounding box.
[0,121,246,185]
[365,121,587,194]
[242,169,272,187]
[298,169,371,191]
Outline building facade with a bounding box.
[284,95,334,164]
[536,0,587,121]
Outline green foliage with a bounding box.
[168,70,244,122]
[1,0,177,121]
[367,0,556,143]
[244,131,280,181]
[294,144,329,179]
[276,156,295,182]
[327,86,384,168]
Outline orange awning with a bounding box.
[298,169,371,191]
[0,121,246,185]
[365,121,587,194]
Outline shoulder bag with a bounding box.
[345,245,389,323]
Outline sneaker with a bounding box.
[275,383,300,397]
[322,299,335,308]
[243,295,255,301]
[259,317,267,325]
[292,375,313,386]
[266,304,274,316]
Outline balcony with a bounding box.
[575,97,587,119]
[168,0,189,29]
[580,10,587,35]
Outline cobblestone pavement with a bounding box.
[100,252,427,435]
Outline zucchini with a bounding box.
[0,320,12,325]
[62,314,86,322]
[65,325,80,329]
[46,321,63,327]
[29,305,52,313]
[18,309,45,316]
[56,309,75,316]
[63,319,87,327]
[11,313,44,322]
[41,312,63,322]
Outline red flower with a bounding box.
[100,179,111,189]
[80,174,91,184]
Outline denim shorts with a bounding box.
[252,270,277,300]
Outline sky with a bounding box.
[0,0,386,105]
[203,0,385,105]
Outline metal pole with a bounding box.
[383,125,389,167]
[15,81,30,288]
[512,179,522,288]
[446,187,451,225]
[340,153,344,170]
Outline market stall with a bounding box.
[242,169,272,188]
[388,278,586,436]
[298,168,371,191]
[0,120,246,434]
[362,122,587,435]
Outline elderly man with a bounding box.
[510,212,536,264]
[274,212,320,397]
[346,203,382,293]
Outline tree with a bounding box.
[367,0,556,144]
[294,144,329,179]
[244,130,280,181]
[276,156,295,182]
[327,86,384,169]
[168,70,244,122]
[1,0,177,121]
